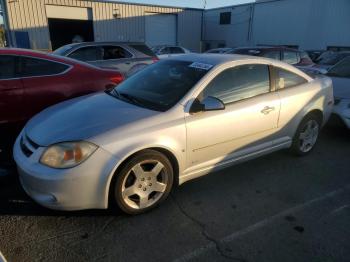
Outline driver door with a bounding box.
[185,63,281,173]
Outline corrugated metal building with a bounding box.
[204,0,350,51]
[1,0,203,51]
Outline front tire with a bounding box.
[290,115,321,156]
[113,150,174,215]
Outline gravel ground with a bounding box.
[0,126,349,262]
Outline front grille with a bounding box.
[20,134,39,157]
[26,135,39,149]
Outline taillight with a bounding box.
[152,57,159,63]
[110,73,124,84]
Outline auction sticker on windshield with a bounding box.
[189,62,213,70]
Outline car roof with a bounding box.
[61,41,147,48]
[168,53,267,65]
[208,48,233,51]
[0,48,100,69]
[153,45,184,48]
[167,53,312,80]
[234,46,298,52]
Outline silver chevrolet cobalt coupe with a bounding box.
[14,54,333,214]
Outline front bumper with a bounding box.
[13,133,118,211]
[332,100,350,129]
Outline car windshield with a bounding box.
[53,44,75,55]
[318,53,350,66]
[327,57,350,78]
[109,60,210,111]
[150,46,163,54]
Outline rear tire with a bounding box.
[290,115,321,156]
[112,150,174,215]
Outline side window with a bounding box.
[170,47,185,54]
[102,46,132,60]
[327,57,350,78]
[19,57,69,77]
[159,47,170,55]
[201,64,270,104]
[0,55,16,79]
[263,51,280,60]
[68,46,103,61]
[220,12,231,25]
[283,51,299,64]
[275,67,307,89]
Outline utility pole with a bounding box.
[200,0,207,52]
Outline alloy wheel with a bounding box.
[298,119,319,153]
[121,160,169,210]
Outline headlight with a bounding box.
[40,141,98,169]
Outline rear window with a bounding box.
[170,47,185,54]
[130,44,155,57]
[327,57,350,78]
[230,49,262,56]
[262,51,280,60]
[53,45,75,56]
[275,67,307,89]
[283,51,299,65]
[0,55,16,79]
[318,53,350,66]
[19,57,69,77]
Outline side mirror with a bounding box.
[190,96,225,113]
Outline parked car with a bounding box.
[0,48,124,128]
[14,54,333,215]
[53,42,158,77]
[0,251,7,262]
[326,56,350,128]
[226,46,314,67]
[205,47,234,54]
[306,50,325,62]
[0,48,124,156]
[151,45,190,59]
[313,51,350,73]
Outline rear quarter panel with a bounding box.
[276,77,333,140]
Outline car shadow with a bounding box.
[0,124,348,217]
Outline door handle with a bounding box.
[261,106,275,115]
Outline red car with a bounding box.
[0,48,124,128]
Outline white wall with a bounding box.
[204,0,350,50]
[204,5,252,48]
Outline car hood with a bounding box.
[25,92,159,146]
[331,77,350,99]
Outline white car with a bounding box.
[14,54,333,215]
[151,45,190,59]
[326,57,350,128]
[0,251,7,262]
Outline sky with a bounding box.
[112,0,254,9]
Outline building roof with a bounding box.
[82,0,204,11]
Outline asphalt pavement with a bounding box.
[0,126,349,262]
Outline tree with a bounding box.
[0,24,5,47]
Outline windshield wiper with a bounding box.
[118,93,146,107]
[106,89,162,111]
[105,88,121,99]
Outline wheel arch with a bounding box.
[304,109,323,125]
[106,147,180,208]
